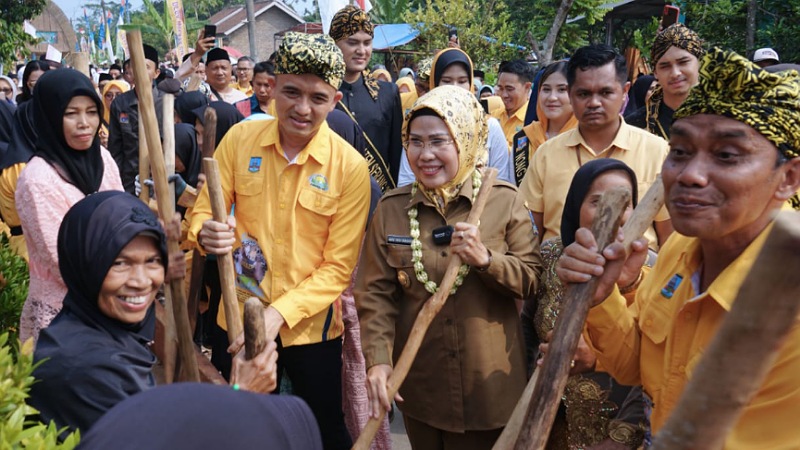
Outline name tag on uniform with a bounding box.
[388,235,412,246]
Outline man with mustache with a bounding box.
[330,5,403,192]
[519,44,672,249]
[626,24,704,140]
[205,47,248,104]
[556,48,800,448]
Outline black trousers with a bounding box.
[277,337,352,450]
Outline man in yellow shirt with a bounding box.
[232,56,254,96]
[557,48,800,448]
[492,59,533,149]
[519,44,672,248]
[190,32,370,450]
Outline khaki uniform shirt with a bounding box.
[355,179,541,432]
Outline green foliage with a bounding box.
[0,234,28,345]
[403,0,523,70]
[684,0,800,63]
[631,17,662,60]
[183,0,226,21]
[370,0,411,24]
[0,333,80,448]
[0,0,45,67]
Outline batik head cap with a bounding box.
[417,57,433,82]
[329,5,374,42]
[674,47,800,160]
[403,85,489,204]
[274,32,345,90]
[651,23,704,65]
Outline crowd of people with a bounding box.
[1,4,800,449]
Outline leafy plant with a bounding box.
[0,233,28,346]
[0,333,80,448]
[0,0,45,67]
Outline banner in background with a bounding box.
[168,0,189,61]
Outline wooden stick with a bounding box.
[138,117,150,201]
[202,157,244,342]
[202,108,218,159]
[127,28,199,382]
[353,168,498,450]
[621,175,664,252]
[187,107,218,335]
[651,211,800,449]
[244,297,268,360]
[494,178,666,450]
[514,187,631,450]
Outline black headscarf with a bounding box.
[30,191,168,435]
[33,69,105,195]
[192,101,244,147]
[76,383,323,450]
[175,91,209,125]
[174,122,201,187]
[560,159,638,247]
[0,100,35,172]
[631,75,655,112]
[431,48,473,89]
[0,101,14,156]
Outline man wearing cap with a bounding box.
[556,48,800,447]
[108,44,163,193]
[190,32,370,450]
[626,23,704,140]
[752,47,780,68]
[330,5,403,192]
[206,47,248,104]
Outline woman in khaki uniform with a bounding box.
[355,85,541,449]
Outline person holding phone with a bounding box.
[625,24,704,139]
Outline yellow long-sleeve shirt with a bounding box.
[584,222,800,448]
[0,163,28,260]
[189,119,371,347]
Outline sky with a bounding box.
[52,0,315,20]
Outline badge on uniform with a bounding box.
[119,112,129,124]
[388,235,413,246]
[248,157,262,173]
[309,173,329,191]
[661,274,684,299]
[516,136,528,152]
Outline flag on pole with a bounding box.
[104,11,115,62]
[116,10,129,60]
[167,0,189,61]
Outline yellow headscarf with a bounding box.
[101,80,130,123]
[403,85,488,210]
[396,76,415,93]
[370,69,391,82]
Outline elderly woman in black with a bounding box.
[29,191,278,436]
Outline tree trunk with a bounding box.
[538,0,576,65]
[746,0,757,56]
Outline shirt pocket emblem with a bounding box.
[248,157,262,173]
[309,173,329,191]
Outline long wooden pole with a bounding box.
[202,157,244,342]
[138,118,150,201]
[353,168,498,450]
[494,178,665,450]
[127,28,200,382]
[514,187,630,450]
[651,211,800,449]
[244,297,267,360]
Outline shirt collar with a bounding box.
[679,220,774,311]
[564,116,634,154]
[513,101,529,122]
[259,119,332,166]
[404,176,476,210]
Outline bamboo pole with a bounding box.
[138,118,150,201]
[127,28,199,382]
[244,297,268,360]
[353,168,498,450]
[651,211,800,449]
[494,178,665,450]
[513,187,630,450]
[202,157,244,342]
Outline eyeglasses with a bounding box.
[104,92,122,100]
[404,138,455,152]
[0,87,11,94]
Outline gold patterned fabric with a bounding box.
[675,47,800,160]
[534,238,645,449]
[402,85,488,210]
[329,5,374,42]
[651,23,705,65]
[274,32,345,90]
[417,57,433,83]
